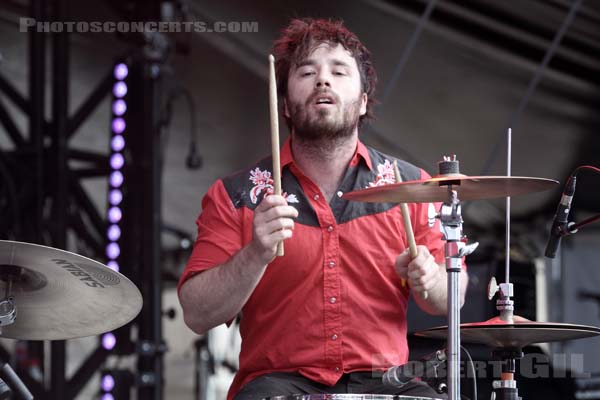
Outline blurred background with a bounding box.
[0,0,599,399]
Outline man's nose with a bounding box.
[315,72,331,89]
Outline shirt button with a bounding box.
[327,225,334,232]
[337,191,343,197]
[329,297,337,304]
[328,261,336,268]
[334,367,340,372]
[313,194,320,201]
[331,334,338,341]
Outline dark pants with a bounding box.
[234,371,447,399]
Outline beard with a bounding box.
[287,90,362,142]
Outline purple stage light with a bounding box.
[108,206,122,223]
[101,394,115,400]
[112,118,126,134]
[106,242,120,259]
[109,189,122,205]
[102,333,116,350]
[111,135,125,152]
[114,63,128,80]
[109,171,123,188]
[110,153,124,170]
[112,99,127,116]
[101,374,115,392]
[107,225,121,242]
[107,261,119,272]
[113,82,128,98]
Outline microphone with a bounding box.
[382,349,447,388]
[545,175,577,259]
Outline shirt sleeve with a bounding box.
[177,179,243,293]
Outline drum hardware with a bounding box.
[348,155,481,400]
[0,240,143,399]
[0,240,143,340]
[0,360,33,400]
[341,176,558,204]
[0,266,21,333]
[431,155,479,400]
[263,395,436,399]
[489,349,523,400]
[344,152,575,400]
[382,349,447,389]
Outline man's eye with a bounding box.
[301,71,315,77]
[334,71,346,76]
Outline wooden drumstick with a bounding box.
[269,54,284,257]
[393,161,428,300]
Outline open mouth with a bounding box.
[313,95,336,107]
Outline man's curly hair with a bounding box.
[272,18,377,127]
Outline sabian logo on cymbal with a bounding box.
[52,259,117,288]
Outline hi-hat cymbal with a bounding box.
[415,316,600,348]
[0,240,142,340]
[342,175,559,203]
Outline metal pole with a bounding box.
[505,128,511,284]
[133,50,165,400]
[29,0,46,243]
[24,0,48,389]
[50,0,70,397]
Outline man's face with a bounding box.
[285,42,367,141]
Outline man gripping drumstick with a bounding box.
[178,18,468,400]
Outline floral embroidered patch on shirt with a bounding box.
[249,168,299,204]
[367,159,397,187]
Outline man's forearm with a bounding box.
[178,244,269,335]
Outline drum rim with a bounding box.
[263,394,435,400]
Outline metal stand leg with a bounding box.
[437,156,479,400]
[447,263,461,400]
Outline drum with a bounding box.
[265,395,435,400]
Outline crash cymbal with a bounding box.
[415,316,600,348]
[342,175,559,203]
[0,240,142,340]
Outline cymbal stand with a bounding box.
[437,155,479,400]
[488,128,520,399]
[491,348,523,400]
[487,266,520,400]
[0,268,34,400]
[488,128,516,324]
[0,266,19,335]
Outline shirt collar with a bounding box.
[280,136,373,171]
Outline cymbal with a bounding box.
[342,175,559,203]
[0,240,142,340]
[415,316,600,348]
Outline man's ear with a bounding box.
[283,98,290,118]
[359,93,367,116]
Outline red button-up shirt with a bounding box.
[179,138,447,399]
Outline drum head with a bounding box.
[264,395,435,400]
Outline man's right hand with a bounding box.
[248,194,298,265]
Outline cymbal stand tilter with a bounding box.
[436,155,479,400]
[0,267,34,400]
